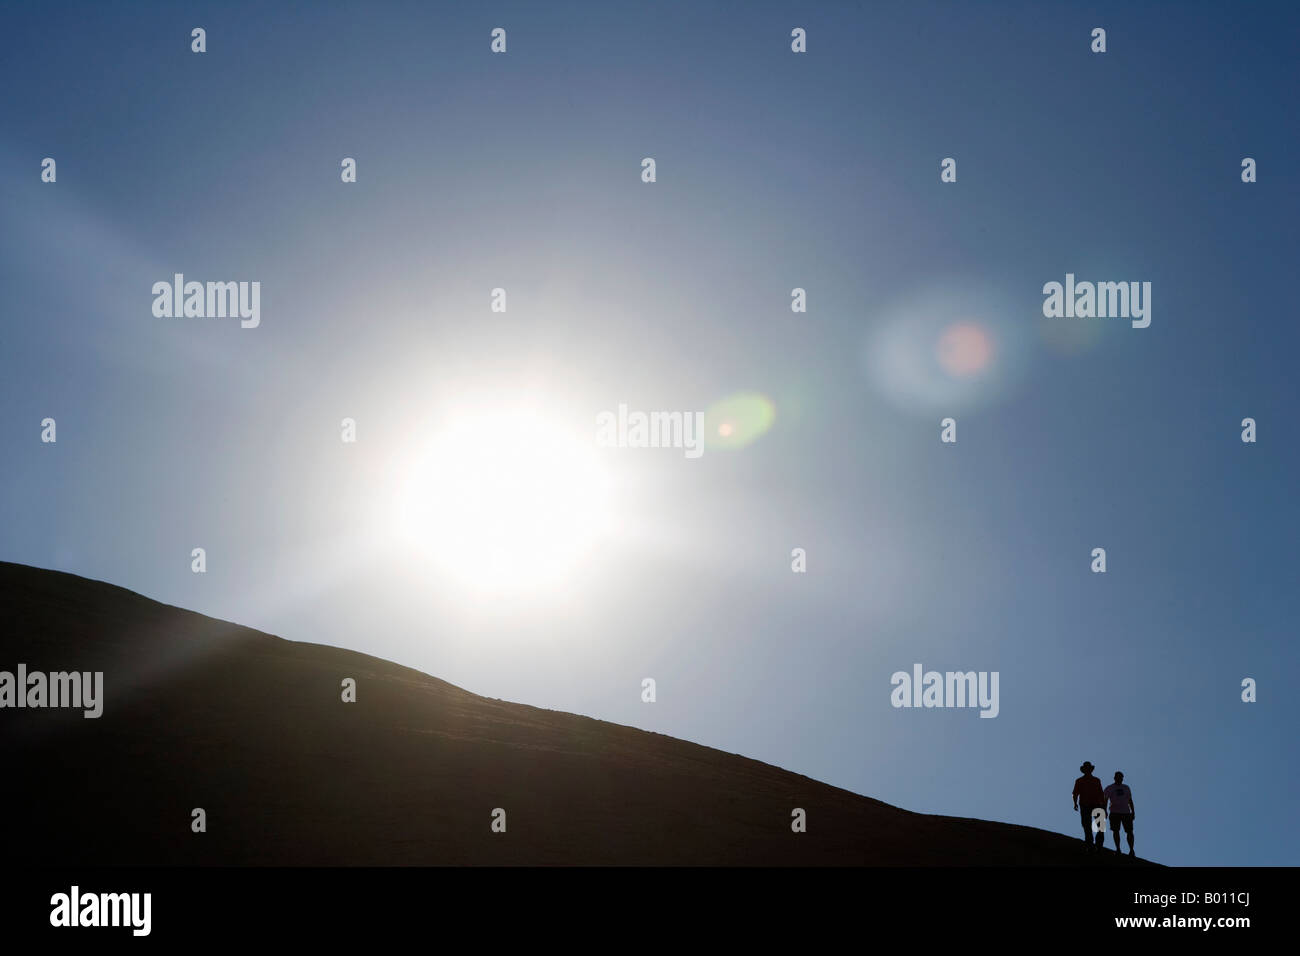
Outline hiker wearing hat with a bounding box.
[1072,761,1106,849]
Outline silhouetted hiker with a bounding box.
[1072,761,1106,850]
[1104,771,1136,857]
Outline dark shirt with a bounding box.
[1073,774,1104,807]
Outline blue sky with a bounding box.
[2,1,1297,865]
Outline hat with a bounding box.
[1080,761,1095,773]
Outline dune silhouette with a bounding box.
[0,561,1156,866]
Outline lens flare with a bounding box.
[863,281,1028,416]
[936,322,995,378]
[704,392,775,450]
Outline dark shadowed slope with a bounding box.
[0,562,1155,865]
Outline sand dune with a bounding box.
[0,562,1154,865]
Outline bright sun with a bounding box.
[392,407,612,595]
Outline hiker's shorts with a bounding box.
[1110,812,1134,834]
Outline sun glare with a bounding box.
[392,408,612,595]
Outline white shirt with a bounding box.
[1104,783,1133,814]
